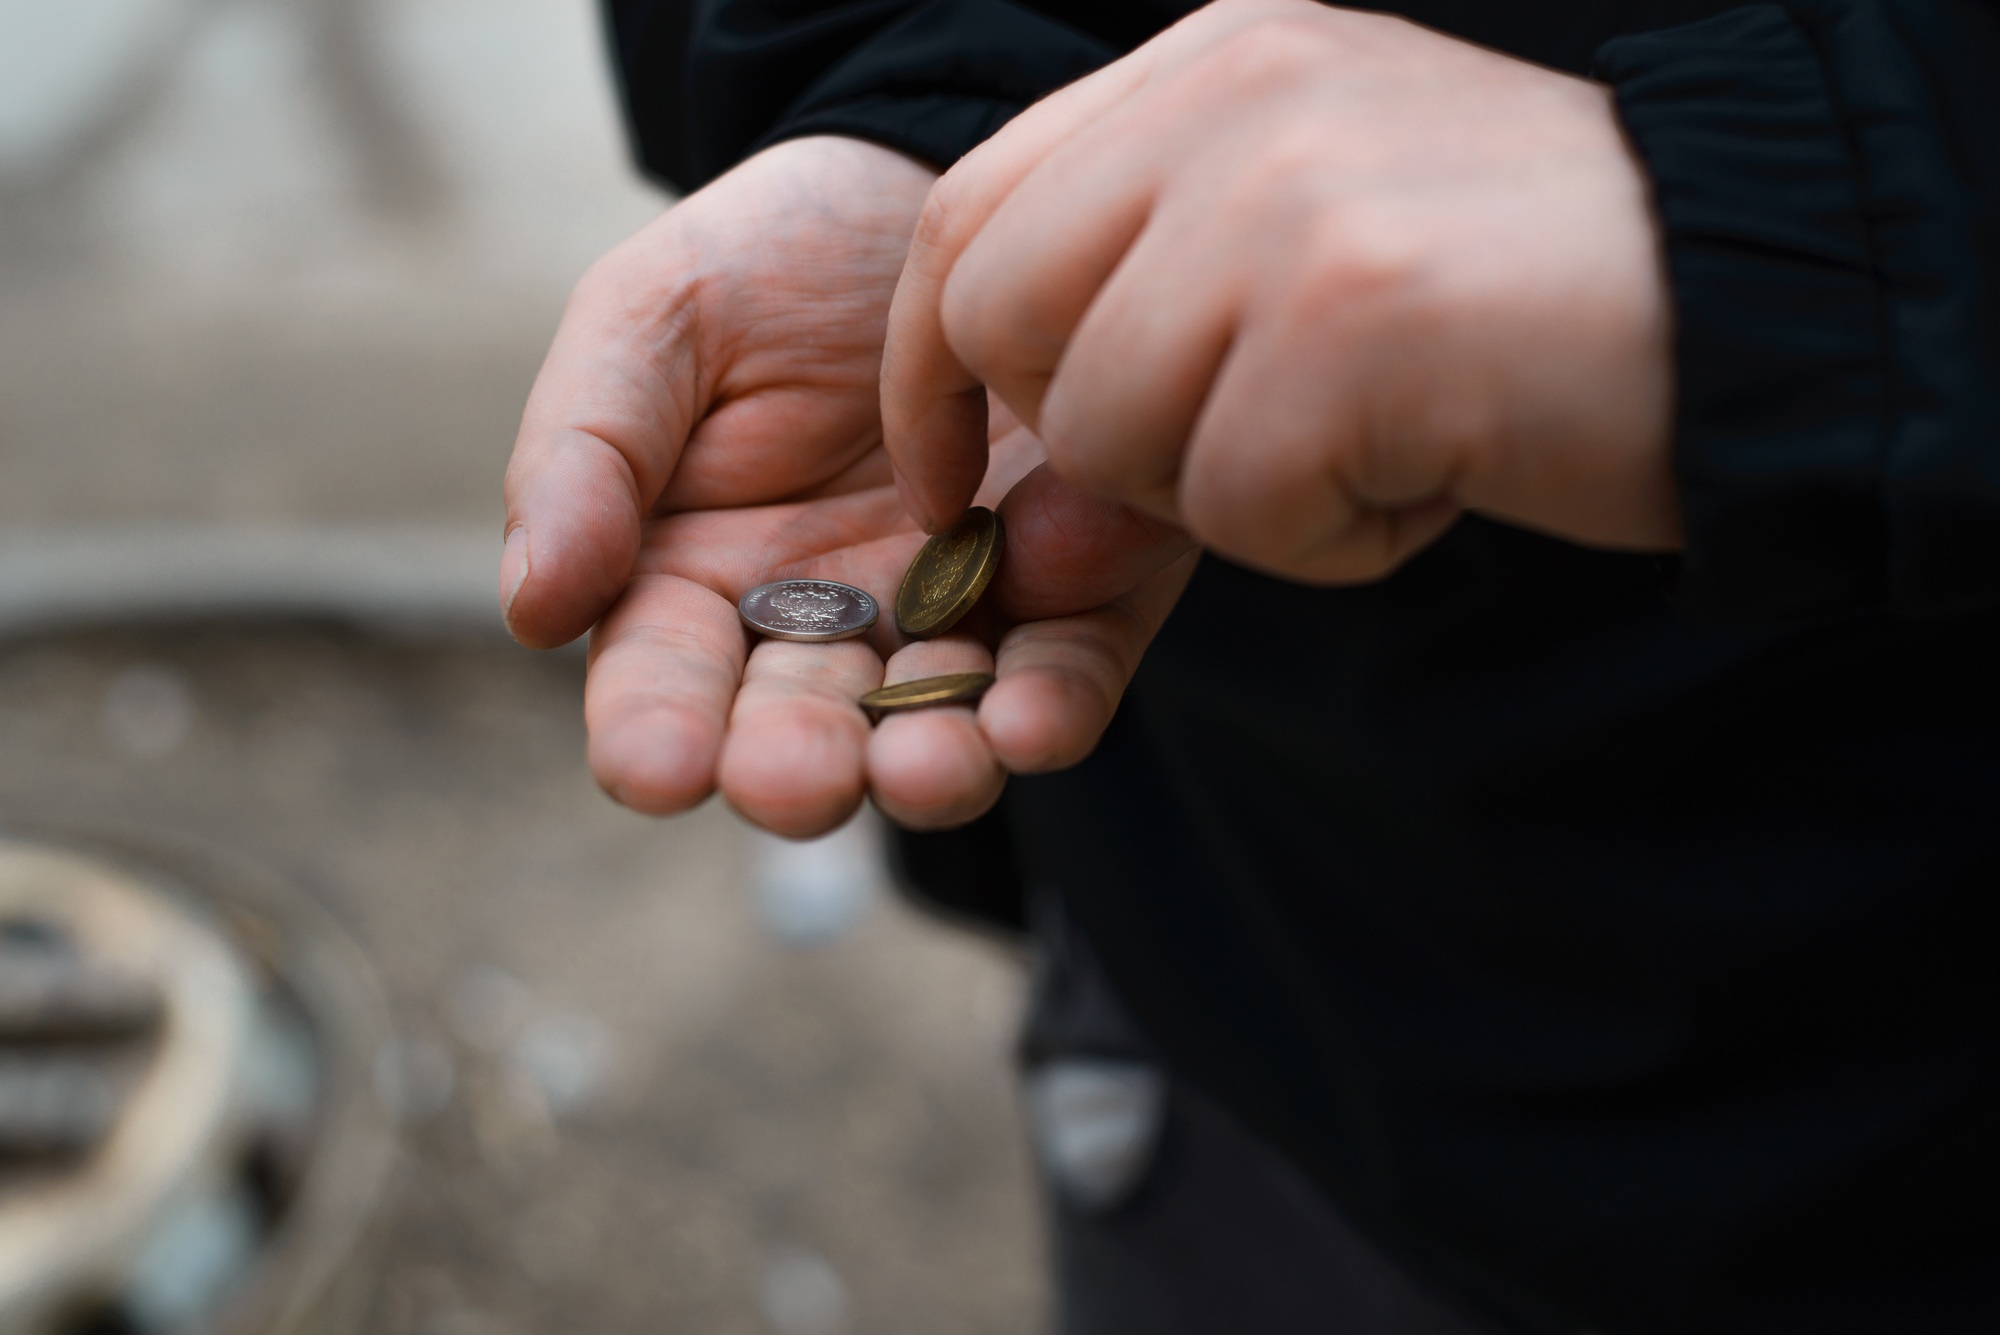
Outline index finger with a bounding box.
[880,59,1152,533]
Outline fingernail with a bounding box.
[500,525,531,623]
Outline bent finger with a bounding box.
[938,100,1170,446]
[719,639,883,837]
[982,551,1198,773]
[585,573,746,814]
[881,57,1154,532]
[1034,182,1244,517]
[868,637,1005,831]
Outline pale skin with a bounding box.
[501,0,1677,837]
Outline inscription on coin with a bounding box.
[738,579,878,642]
[859,672,996,718]
[895,507,1003,638]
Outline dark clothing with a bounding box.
[608,0,2000,1330]
[1016,550,2000,1335]
[1024,893,1502,1335]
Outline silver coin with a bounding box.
[738,579,879,642]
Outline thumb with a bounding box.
[501,243,702,649]
[993,462,1195,621]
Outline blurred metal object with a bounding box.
[751,815,883,949]
[0,923,160,1042]
[0,831,395,1335]
[757,1243,849,1335]
[1023,1058,1166,1213]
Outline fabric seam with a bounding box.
[1786,0,1898,578]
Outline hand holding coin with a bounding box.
[736,517,996,725]
[501,137,1194,837]
[603,412,1190,836]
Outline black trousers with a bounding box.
[1020,894,1502,1335]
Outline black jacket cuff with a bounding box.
[1597,0,2000,622]
[741,0,1113,174]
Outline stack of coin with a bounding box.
[735,506,1005,718]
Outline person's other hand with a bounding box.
[502,137,1190,835]
[882,0,1679,584]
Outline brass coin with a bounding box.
[894,506,1003,638]
[859,672,996,717]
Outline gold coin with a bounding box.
[895,506,1003,638]
[859,671,995,717]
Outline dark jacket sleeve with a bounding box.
[678,0,1119,183]
[603,0,700,190]
[1595,0,2000,621]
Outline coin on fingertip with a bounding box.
[895,506,1003,638]
[859,672,996,718]
[738,579,878,642]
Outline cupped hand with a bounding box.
[587,410,1192,836]
[882,0,1679,584]
[502,135,1191,835]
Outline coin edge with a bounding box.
[859,671,997,715]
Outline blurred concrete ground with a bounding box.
[0,2,1045,1331]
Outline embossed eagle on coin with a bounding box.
[767,584,850,627]
[916,530,978,609]
[737,579,879,642]
[894,507,1003,638]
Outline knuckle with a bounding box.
[1294,201,1422,312]
[1039,418,1147,501]
[1180,444,1391,582]
[1036,418,1099,487]
[1199,17,1324,88]
[1177,471,1272,566]
[910,167,980,266]
[1184,0,1288,37]
[936,267,996,368]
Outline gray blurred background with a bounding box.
[0,2,1044,1332]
